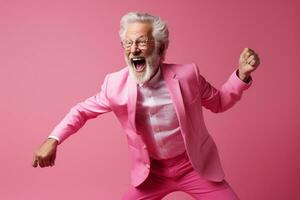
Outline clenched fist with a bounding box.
[238,48,260,81]
[32,138,58,168]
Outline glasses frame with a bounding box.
[121,37,154,50]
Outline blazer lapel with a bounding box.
[162,64,187,135]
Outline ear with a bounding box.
[158,44,165,56]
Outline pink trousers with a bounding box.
[122,151,239,200]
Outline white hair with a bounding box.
[119,12,169,61]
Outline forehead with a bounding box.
[125,22,153,39]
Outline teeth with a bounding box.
[131,57,145,61]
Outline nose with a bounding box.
[130,43,141,55]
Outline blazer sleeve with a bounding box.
[193,64,252,113]
[47,74,112,144]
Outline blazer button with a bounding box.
[143,145,147,149]
[145,164,150,169]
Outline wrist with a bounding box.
[237,69,251,83]
[47,138,59,146]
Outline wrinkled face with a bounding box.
[123,22,161,84]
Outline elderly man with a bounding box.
[32,12,260,200]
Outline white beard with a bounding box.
[126,49,161,85]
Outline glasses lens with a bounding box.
[123,40,132,49]
[122,38,151,49]
[137,39,147,47]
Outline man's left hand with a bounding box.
[238,48,260,81]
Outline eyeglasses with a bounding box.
[122,37,153,50]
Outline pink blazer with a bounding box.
[49,63,251,187]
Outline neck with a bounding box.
[148,65,160,82]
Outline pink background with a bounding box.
[1,0,299,199]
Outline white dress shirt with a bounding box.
[135,68,186,160]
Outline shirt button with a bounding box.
[143,145,147,149]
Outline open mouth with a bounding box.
[131,57,146,72]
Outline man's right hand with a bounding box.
[32,138,58,168]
